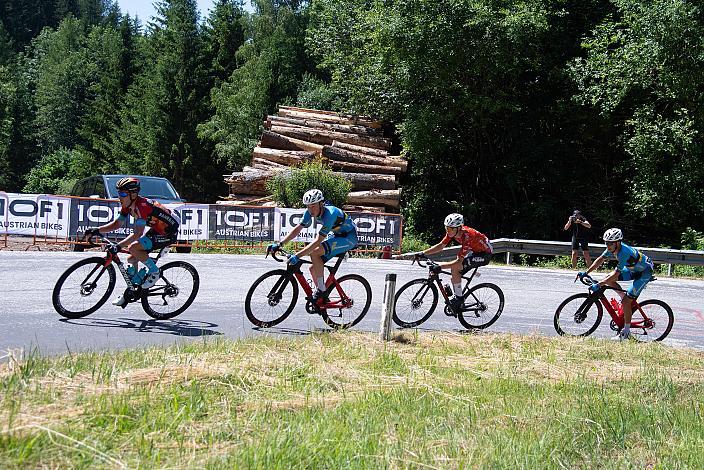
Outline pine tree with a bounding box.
[203,0,246,85]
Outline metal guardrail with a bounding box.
[396,238,704,272]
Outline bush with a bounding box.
[23,148,80,194]
[267,160,351,208]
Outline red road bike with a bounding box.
[244,247,372,329]
[554,273,674,342]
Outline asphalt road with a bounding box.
[1,252,703,358]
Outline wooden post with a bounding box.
[379,273,397,341]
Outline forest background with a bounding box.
[1,0,703,247]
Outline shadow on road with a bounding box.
[59,317,222,337]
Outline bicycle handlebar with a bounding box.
[266,246,312,265]
[83,231,123,254]
[575,272,626,293]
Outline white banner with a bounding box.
[0,193,70,237]
[274,208,321,242]
[168,203,210,241]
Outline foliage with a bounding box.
[266,159,351,208]
[23,148,83,194]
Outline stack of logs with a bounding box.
[223,106,406,212]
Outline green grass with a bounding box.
[2,333,704,467]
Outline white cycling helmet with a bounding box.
[444,213,464,228]
[603,228,623,242]
[302,189,324,205]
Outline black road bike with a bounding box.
[393,255,504,330]
[52,233,199,320]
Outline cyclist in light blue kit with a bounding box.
[268,189,358,303]
[578,228,654,341]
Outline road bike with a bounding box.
[553,273,674,342]
[244,247,372,329]
[52,233,199,320]
[393,254,504,330]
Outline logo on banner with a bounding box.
[209,206,274,241]
[167,204,209,241]
[275,208,322,242]
[69,199,135,237]
[0,194,69,236]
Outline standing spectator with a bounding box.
[564,209,592,269]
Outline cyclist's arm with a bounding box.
[97,219,122,233]
[422,241,447,256]
[279,224,304,246]
[585,255,605,274]
[118,223,146,248]
[297,233,326,258]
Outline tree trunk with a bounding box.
[338,172,397,191]
[323,145,407,171]
[271,125,391,150]
[331,140,389,157]
[328,160,403,175]
[267,115,381,136]
[277,108,383,129]
[252,146,315,166]
[225,168,274,196]
[260,130,324,154]
[347,189,400,208]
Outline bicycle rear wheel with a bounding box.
[630,299,674,342]
[141,261,200,320]
[392,279,438,328]
[321,274,372,329]
[52,257,116,319]
[458,283,504,329]
[245,270,299,328]
[554,293,603,337]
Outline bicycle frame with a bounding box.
[593,289,653,330]
[414,255,485,314]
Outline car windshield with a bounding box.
[106,176,180,201]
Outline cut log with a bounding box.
[343,205,387,213]
[271,125,391,150]
[278,108,383,129]
[279,105,342,116]
[328,159,403,175]
[260,130,324,154]
[323,146,407,171]
[332,140,388,157]
[253,157,288,169]
[347,189,400,209]
[225,168,274,196]
[268,115,382,137]
[338,172,396,191]
[252,146,315,166]
[222,194,274,203]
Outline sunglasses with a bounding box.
[118,191,131,197]
[605,241,618,246]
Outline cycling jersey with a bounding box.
[601,242,653,273]
[441,225,492,258]
[118,197,180,235]
[300,205,357,237]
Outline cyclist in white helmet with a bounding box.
[578,227,654,341]
[268,189,358,304]
[418,213,493,310]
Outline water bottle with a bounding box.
[444,283,453,297]
[609,298,622,315]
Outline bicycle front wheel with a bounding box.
[142,261,200,320]
[392,279,438,328]
[52,257,116,319]
[458,283,505,329]
[321,274,372,329]
[554,293,603,337]
[630,299,674,342]
[244,270,299,328]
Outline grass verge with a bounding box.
[3,333,702,468]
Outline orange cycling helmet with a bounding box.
[116,177,140,192]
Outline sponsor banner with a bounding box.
[0,193,70,237]
[69,198,136,241]
[168,203,209,241]
[274,208,402,249]
[209,205,274,241]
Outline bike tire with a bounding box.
[631,299,674,342]
[52,257,116,319]
[458,283,505,330]
[392,279,438,328]
[141,261,200,320]
[244,270,299,328]
[320,274,372,330]
[554,293,603,337]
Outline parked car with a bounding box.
[70,174,184,204]
[69,175,190,252]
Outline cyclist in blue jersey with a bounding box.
[578,228,655,341]
[268,189,358,302]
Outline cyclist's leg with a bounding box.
[137,232,176,287]
[602,270,624,299]
[623,270,651,326]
